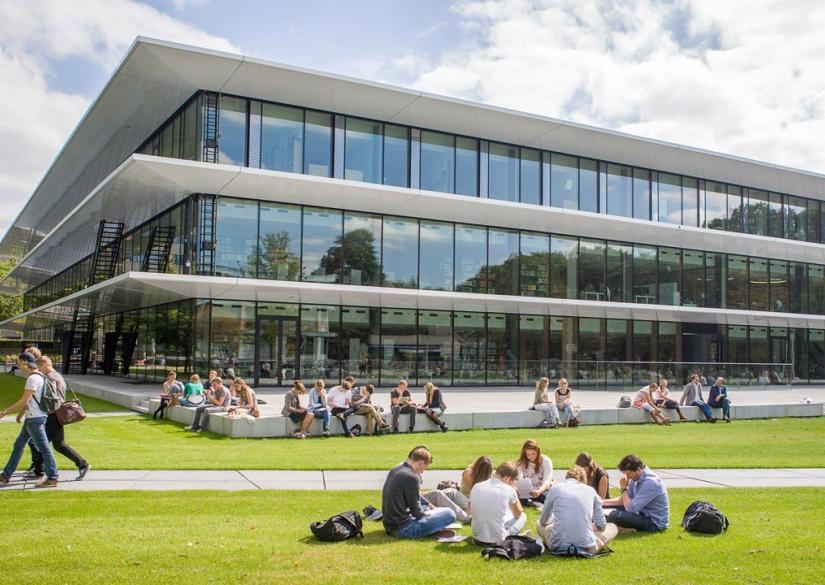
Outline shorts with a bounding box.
[288,412,307,423]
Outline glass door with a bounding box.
[255,316,299,387]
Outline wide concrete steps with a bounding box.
[147,398,823,438]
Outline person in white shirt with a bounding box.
[327,380,353,437]
[469,461,526,545]
[515,439,554,507]
[537,466,617,554]
[632,383,671,425]
[0,352,59,488]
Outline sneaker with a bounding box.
[291,430,303,438]
[0,473,9,485]
[77,464,90,480]
[24,469,45,480]
[440,424,448,433]
[725,418,732,423]
[298,432,307,439]
[616,526,637,534]
[322,429,330,437]
[184,426,194,431]
[434,529,456,539]
[35,478,58,488]
[709,417,718,423]
[195,428,204,433]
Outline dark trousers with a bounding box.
[331,407,352,436]
[709,397,731,419]
[30,413,86,472]
[519,491,547,506]
[654,398,683,416]
[606,508,662,532]
[391,405,416,431]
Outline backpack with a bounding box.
[567,416,582,428]
[481,535,544,560]
[310,511,364,542]
[618,395,632,408]
[550,544,613,559]
[681,500,729,535]
[36,373,65,414]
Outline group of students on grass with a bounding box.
[282,377,448,438]
[382,441,669,554]
[0,349,90,489]
[632,374,732,424]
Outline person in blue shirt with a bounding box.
[708,377,732,423]
[602,454,669,532]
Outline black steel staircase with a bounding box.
[140,226,176,273]
[202,92,219,163]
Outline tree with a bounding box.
[319,229,380,285]
[0,258,23,323]
[248,231,300,280]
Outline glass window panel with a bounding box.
[550,316,577,377]
[606,242,632,303]
[340,306,379,384]
[182,100,198,161]
[792,328,807,382]
[682,177,699,227]
[808,264,825,314]
[218,96,247,166]
[550,154,578,210]
[606,319,629,362]
[682,250,705,307]
[486,229,519,296]
[261,103,303,173]
[746,189,768,236]
[727,185,743,232]
[342,212,381,286]
[344,117,382,184]
[706,252,726,308]
[578,318,604,364]
[420,130,454,193]
[303,111,332,177]
[786,196,807,241]
[519,314,549,382]
[382,216,418,288]
[750,326,769,364]
[578,239,606,301]
[215,198,258,278]
[807,199,821,243]
[705,181,727,229]
[454,312,485,385]
[419,221,454,291]
[258,202,301,281]
[726,255,748,310]
[418,310,452,386]
[606,164,632,218]
[301,207,342,283]
[171,115,181,159]
[160,125,172,157]
[633,168,651,221]
[380,308,416,384]
[455,137,478,196]
[658,247,682,306]
[579,158,598,213]
[727,325,748,364]
[767,193,784,238]
[809,329,825,382]
[658,322,680,362]
[520,231,550,297]
[770,259,788,313]
[520,148,541,205]
[633,320,654,361]
[550,235,578,299]
[383,124,409,188]
[211,301,255,378]
[749,257,769,311]
[487,314,519,384]
[455,225,486,293]
[789,262,807,313]
[300,305,340,385]
[632,245,657,304]
[657,173,682,225]
[488,143,519,202]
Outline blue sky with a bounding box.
[3,0,825,242]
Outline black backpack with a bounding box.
[481,535,544,560]
[550,543,613,559]
[681,500,729,535]
[310,511,364,542]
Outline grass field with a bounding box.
[0,373,126,413]
[1,413,823,471]
[0,488,822,584]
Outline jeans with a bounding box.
[3,417,58,480]
[177,397,201,407]
[506,513,527,535]
[558,403,575,424]
[692,400,714,420]
[394,507,456,538]
[423,488,470,522]
[191,406,223,431]
[30,413,87,472]
[709,397,731,419]
[606,508,662,532]
[391,405,416,432]
[534,402,561,424]
[330,407,351,436]
[654,398,683,416]
[309,407,330,431]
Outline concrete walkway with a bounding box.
[3,467,825,491]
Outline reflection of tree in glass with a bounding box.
[319,228,379,285]
[251,231,300,280]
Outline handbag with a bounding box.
[55,386,86,425]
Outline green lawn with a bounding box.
[1,414,823,471]
[0,372,126,413]
[0,488,822,584]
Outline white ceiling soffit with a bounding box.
[5,272,825,332]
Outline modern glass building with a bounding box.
[2,38,825,388]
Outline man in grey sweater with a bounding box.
[679,374,716,422]
[381,446,456,538]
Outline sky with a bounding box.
[2,0,825,242]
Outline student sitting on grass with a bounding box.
[575,452,610,499]
[282,380,314,439]
[390,380,417,433]
[461,455,494,497]
[178,374,204,407]
[653,378,687,421]
[186,377,232,432]
[307,380,331,437]
[532,376,562,428]
[708,377,732,423]
[382,446,456,538]
[537,466,617,554]
[515,439,554,507]
[420,382,448,432]
[469,461,526,546]
[602,454,670,532]
[633,383,672,425]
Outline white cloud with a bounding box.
[412,0,825,175]
[0,0,239,244]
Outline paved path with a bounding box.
[0,412,133,423]
[3,467,825,491]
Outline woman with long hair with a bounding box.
[515,439,554,507]
[420,381,448,432]
[575,451,610,499]
[532,377,562,428]
[554,378,578,426]
[460,455,494,497]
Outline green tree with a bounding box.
[319,229,380,285]
[0,258,23,322]
[248,231,300,280]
